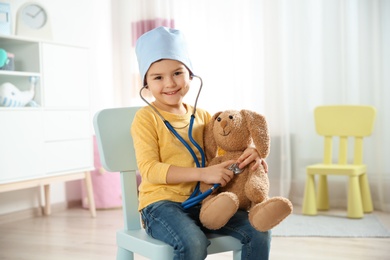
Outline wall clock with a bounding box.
[16,2,52,40]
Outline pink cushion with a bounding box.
[81,135,122,209]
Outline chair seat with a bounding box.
[116,230,174,259]
[116,229,242,259]
[306,164,366,176]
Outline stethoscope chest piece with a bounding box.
[228,163,244,175]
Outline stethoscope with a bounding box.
[139,75,243,209]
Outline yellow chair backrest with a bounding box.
[314,105,376,165]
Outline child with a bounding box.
[131,26,271,260]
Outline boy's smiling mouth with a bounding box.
[164,89,181,95]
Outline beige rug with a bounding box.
[272,214,390,237]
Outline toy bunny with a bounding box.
[200,110,293,232]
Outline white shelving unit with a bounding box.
[0,35,96,217]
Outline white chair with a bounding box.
[93,106,242,260]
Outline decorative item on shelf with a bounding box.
[0,2,11,35]
[0,77,39,107]
[16,2,52,40]
[0,48,14,70]
[0,48,7,66]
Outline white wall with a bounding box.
[0,0,115,215]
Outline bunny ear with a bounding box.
[204,112,221,163]
[241,110,270,158]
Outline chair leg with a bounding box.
[347,176,363,218]
[233,250,241,260]
[359,173,373,213]
[317,175,329,210]
[302,174,317,215]
[117,247,134,260]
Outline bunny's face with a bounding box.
[204,109,270,162]
[211,110,251,152]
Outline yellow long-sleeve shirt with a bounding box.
[131,104,211,210]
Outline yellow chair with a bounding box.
[302,105,376,218]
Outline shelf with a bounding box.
[0,34,88,48]
[0,70,41,77]
[0,106,42,111]
[0,34,40,44]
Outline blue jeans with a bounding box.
[140,200,271,260]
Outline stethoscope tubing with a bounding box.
[139,75,220,209]
[164,118,203,168]
[182,183,220,209]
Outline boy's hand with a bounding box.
[237,147,268,173]
[201,160,235,187]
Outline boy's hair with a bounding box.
[135,26,194,86]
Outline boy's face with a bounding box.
[145,59,192,113]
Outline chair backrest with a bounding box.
[93,106,141,230]
[314,105,376,165]
[93,107,140,172]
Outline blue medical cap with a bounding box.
[135,26,194,86]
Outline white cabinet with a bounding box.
[41,43,90,108]
[0,111,45,181]
[0,35,95,217]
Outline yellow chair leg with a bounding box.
[347,176,363,218]
[317,175,329,210]
[359,174,373,213]
[303,174,317,215]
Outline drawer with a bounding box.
[0,111,45,182]
[44,139,93,174]
[44,110,90,141]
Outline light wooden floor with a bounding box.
[0,205,389,260]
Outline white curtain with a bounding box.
[113,0,390,212]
